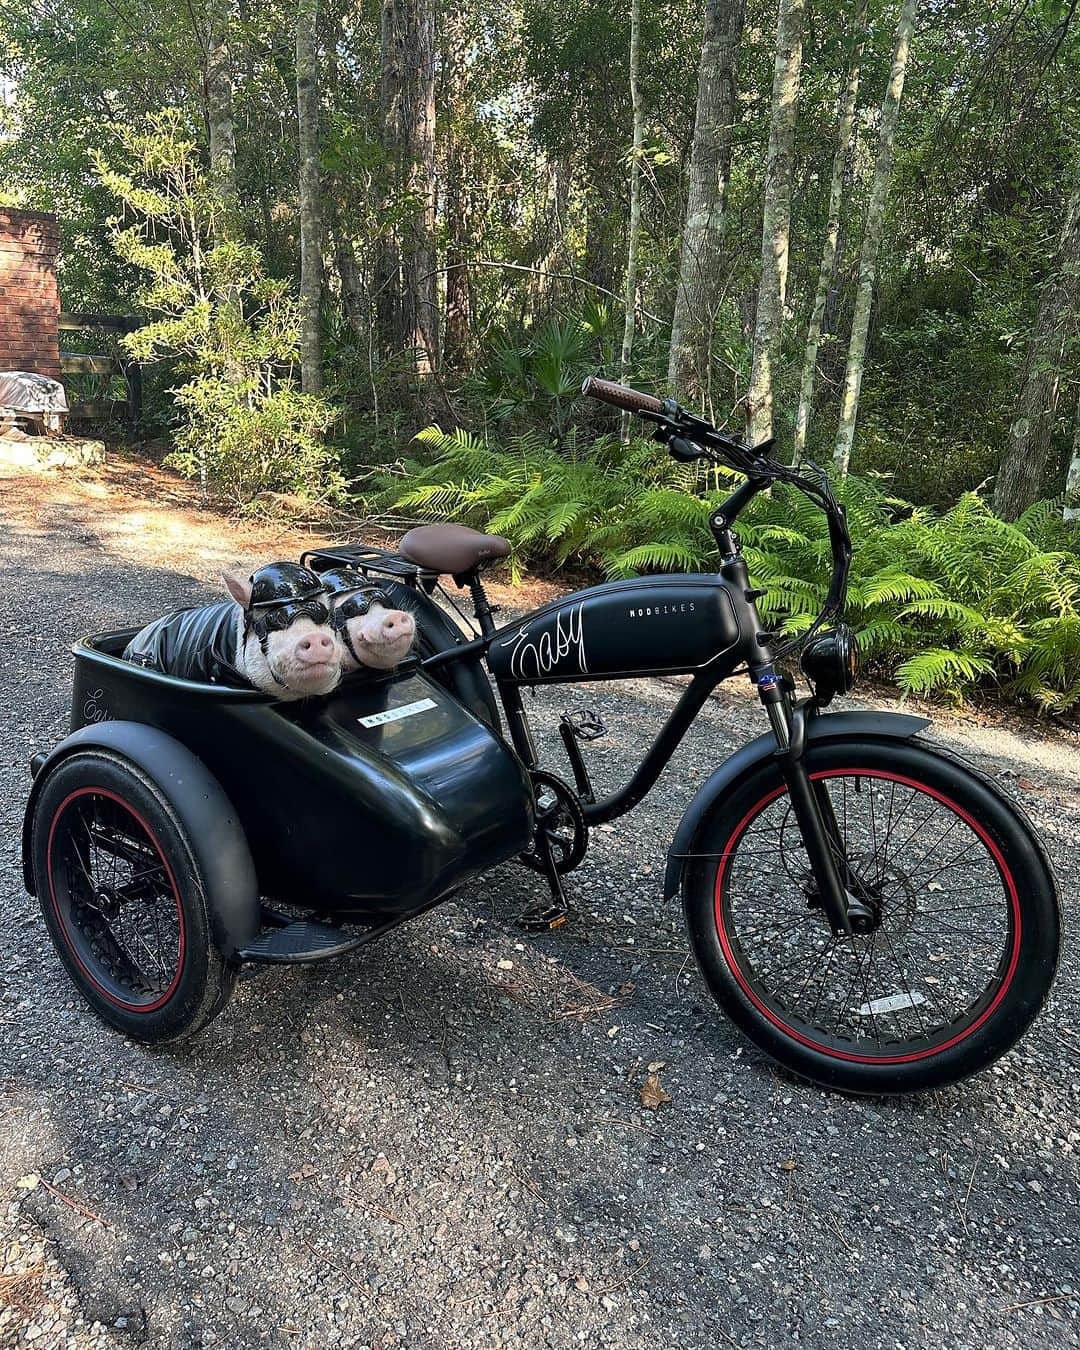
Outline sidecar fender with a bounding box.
[663,710,932,900]
[23,720,260,957]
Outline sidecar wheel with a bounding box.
[31,750,236,1043]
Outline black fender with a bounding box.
[22,721,260,957]
[380,579,500,730]
[663,710,932,900]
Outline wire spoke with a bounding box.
[719,768,1010,1059]
[51,793,180,1002]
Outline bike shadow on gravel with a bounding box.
[9,846,1078,1347]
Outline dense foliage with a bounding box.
[397,429,1080,710]
[1,0,1078,708]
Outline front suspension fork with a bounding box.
[757,674,871,937]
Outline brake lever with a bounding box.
[669,436,706,462]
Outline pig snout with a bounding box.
[376,610,414,642]
[345,603,416,669]
[355,605,415,646]
[296,628,336,664]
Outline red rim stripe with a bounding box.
[712,768,1021,1066]
[46,787,186,1014]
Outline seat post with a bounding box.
[466,572,498,638]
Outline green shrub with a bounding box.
[96,112,342,508]
[170,375,343,507]
[396,428,1080,712]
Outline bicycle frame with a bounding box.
[423,552,766,818]
[417,487,861,939]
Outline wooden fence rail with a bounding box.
[58,312,142,428]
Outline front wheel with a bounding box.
[682,738,1061,1094]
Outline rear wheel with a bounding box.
[682,739,1060,1093]
[32,751,235,1043]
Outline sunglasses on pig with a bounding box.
[329,587,391,629]
[324,584,393,666]
[250,594,332,638]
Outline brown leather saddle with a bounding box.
[398,523,511,577]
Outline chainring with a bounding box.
[519,770,589,875]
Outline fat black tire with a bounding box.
[682,737,1061,1094]
[32,750,235,1043]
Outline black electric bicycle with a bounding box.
[25,377,1061,1093]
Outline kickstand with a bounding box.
[517,832,571,932]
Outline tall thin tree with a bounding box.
[793,0,867,462]
[993,153,1080,520]
[443,8,472,371]
[296,0,323,395]
[1064,400,1080,523]
[666,0,745,403]
[619,0,644,441]
[205,0,236,237]
[746,0,805,446]
[833,0,919,476]
[379,0,439,376]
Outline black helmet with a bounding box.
[244,562,331,644]
[250,561,327,609]
[319,565,372,599]
[318,567,393,662]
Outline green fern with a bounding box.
[391,424,1080,713]
[896,649,996,697]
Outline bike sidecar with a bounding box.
[24,630,535,975]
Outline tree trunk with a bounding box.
[333,215,369,347]
[833,0,919,476]
[443,10,472,371]
[376,1,402,354]
[619,0,644,441]
[994,155,1080,520]
[296,0,323,395]
[746,0,805,446]
[380,0,439,376]
[667,0,745,402]
[792,0,867,462]
[322,3,368,352]
[530,156,572,320]
[205,0,237,237]
[1064,400,1080,523]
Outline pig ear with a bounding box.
[222,569,252,608]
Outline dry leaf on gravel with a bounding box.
[640,1074,672,1110]
[370,1157,397,1185]
[779,1158,798,1172]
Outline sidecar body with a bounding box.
[24,628,534,963]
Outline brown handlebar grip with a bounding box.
[581,376,664,417]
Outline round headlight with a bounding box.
[800,625,858,704]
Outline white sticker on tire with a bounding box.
[855,991,927,1017]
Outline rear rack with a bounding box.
[301,542,440,589]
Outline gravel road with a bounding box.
[1,466,1077,1349]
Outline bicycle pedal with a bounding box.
[561,708,606,741]
[516,901,571,932]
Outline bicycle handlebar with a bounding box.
[580,376,664,417]
[581,373,852,645]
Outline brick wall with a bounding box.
[0,209,60,378]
